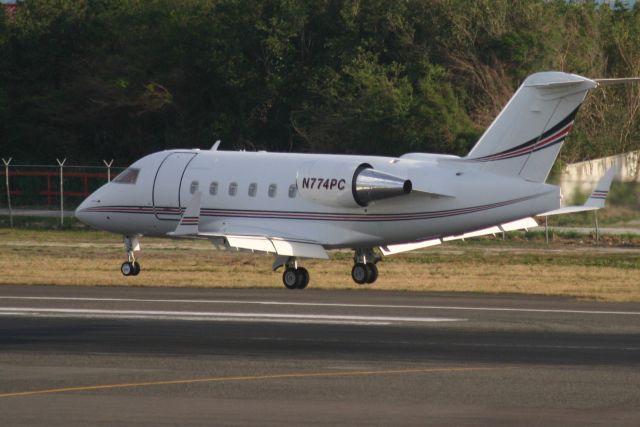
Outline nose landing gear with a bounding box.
[121,236,141,276]
[121,261,140,276]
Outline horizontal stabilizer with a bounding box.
[526,77,595,89]
[594,77,640,86]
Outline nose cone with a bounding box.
[75,198,93,226]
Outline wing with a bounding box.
[380,217,538,256]
[168,192,328,260]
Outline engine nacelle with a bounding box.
[296,160,412,208]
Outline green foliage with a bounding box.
[0,0,639,163]
[608,181,640,208]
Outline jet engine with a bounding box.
[296,161,412,208]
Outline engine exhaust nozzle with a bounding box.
[353,167,412,207]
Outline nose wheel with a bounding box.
[121,235,141,277]
[121,261,141,276]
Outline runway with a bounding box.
[0,286,639,426]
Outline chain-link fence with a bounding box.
[1,160,125,226]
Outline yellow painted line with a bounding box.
[0,366,495,398]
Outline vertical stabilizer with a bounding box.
[465,72,597,182]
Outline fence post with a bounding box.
[545,216,549,245]
[594,211,599,245]
[103,159,114,182]
[56,158,66,227]
[2,158,12,228]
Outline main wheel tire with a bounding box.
[283,268,299,289]
[131,261,141,276]
[351,263,368,285]
[121,262,133,276]
[296,267,310,289]
[365,263,378,284]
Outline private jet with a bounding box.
[75,71,626,289]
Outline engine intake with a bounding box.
[296,161,412,208]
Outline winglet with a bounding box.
[169,191,202,236]
[538,164,619,217]
[583,164,619,209]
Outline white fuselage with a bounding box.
[76,149,560,248]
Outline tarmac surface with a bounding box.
[0,285,639,426]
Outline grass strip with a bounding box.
[0,228,638,302]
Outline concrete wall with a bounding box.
[560,151,639,202]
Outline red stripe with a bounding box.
[474,122,573,162]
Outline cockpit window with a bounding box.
[113,168,140,184]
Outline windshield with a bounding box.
[113,168,140,184]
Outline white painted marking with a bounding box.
[1,296,638,316]
[0,307,464,324]
[0,312,389,326]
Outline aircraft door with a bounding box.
[153,152,197,220]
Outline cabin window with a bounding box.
[209,181,218,196]
[113,168,139,184]
[189,181,199,194]
[288,184,297,198]
[268,183,277,198]
[248,182,257,197]
[228,182,238,196]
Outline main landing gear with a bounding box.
[282,266,310,290]
[121,235,141,276]
[273,256,309,289]
[274,249,381,289]
[275,257,310,290]
[351,248,380,285]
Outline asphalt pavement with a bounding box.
[0,285,639,426]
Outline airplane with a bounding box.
[75,71,628,289]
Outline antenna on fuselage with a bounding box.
[211,140,221,151]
